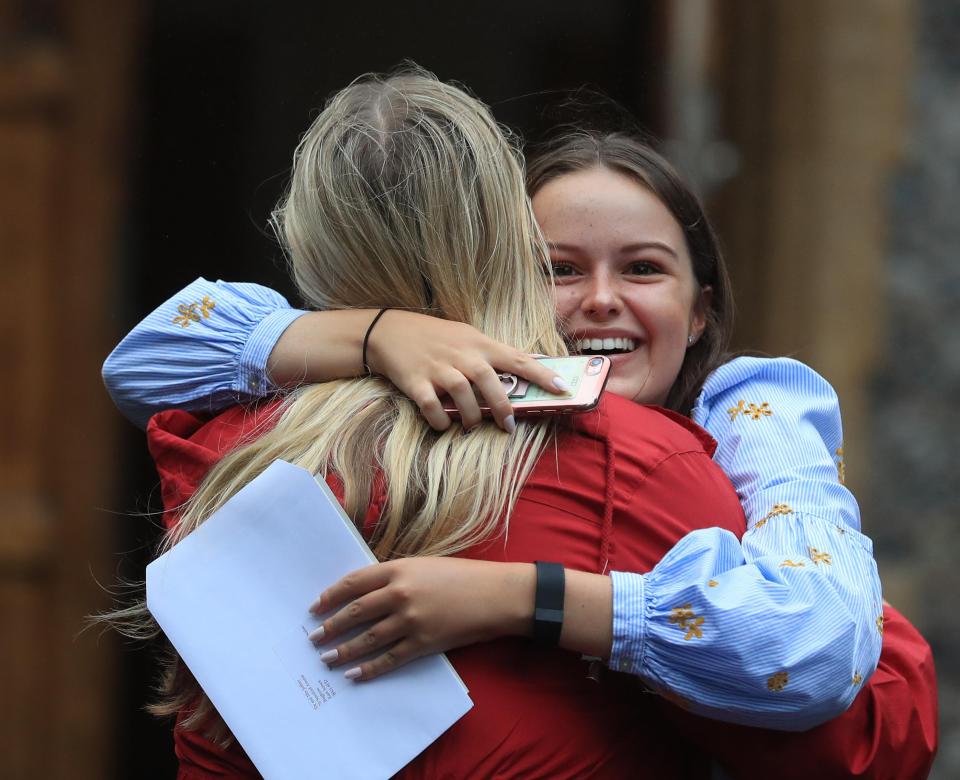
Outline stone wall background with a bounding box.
[868,0,960,775]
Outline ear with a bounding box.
[690,285,712,342]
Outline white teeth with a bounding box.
[573,337,637,353]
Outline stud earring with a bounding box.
[687,335,695,346]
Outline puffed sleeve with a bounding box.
[608,357,883,730]
[102,278,306,428]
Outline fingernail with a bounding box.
[307,626,325,643]
[344,667,362,681]
[553,377,572,393]
[503,415,516,434]
[319,649,338,664]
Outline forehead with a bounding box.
[532,167,685,247]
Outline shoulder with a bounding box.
[147,400,283,527]
[699,356,836,400]
[588,396,744,541]
[692,357,840,424]
[583,393,718,461]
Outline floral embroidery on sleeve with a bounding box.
[876,615,885,635]
[779,559,806,568]
[707,579,719,588]
[755,503,794,528]
[808,547,832,566]
[851,672,863,686]
[173,303,200,327]
[726,400,746,421]
[172,295,216,328]
[767,671,789,691]
[835,446,846,484]
[727,400,773,421]
[669,604,705,640]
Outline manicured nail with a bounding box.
[503,415,516,434]
[553,377,572,393]
[307,626,325,643]
[319,649,338,664]
[308,595,324,614]
[344,667,362,680]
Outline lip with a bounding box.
[567,328,642,341]
[605,351,640,369]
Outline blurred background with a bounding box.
[1,0,957,777]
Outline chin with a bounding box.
[606,375,669,405]
[605,378,640,402]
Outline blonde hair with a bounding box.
[140,67,567,736]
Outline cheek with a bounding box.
[552,286,579,320]
[625,288,689,331]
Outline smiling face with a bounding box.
[532,166,709,405]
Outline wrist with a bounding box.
[532,561,565,646]
[267,309,377,385]
[362,308,391,376]
[499,562,537,638]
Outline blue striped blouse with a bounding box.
[103,278,882,730]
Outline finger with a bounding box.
[310,562,393,615]
[315,586,402,645]
[439,370,483,430]
[322,615,406,668]
[341,638,422,682]
[504,352,571,395]
[408,382,454,432]
[468,364,514,432]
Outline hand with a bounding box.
[366,311,569,432]
[307,558,534,681]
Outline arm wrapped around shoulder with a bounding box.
[611,518,882,731]
[102,277,304,428]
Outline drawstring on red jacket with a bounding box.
[599,430,616,575]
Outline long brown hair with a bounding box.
[526,131,734,414]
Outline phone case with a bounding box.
[441,355,611,418]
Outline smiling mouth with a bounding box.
[569,337,637,356]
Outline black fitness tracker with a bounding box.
[533,561,565,646]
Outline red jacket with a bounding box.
[147,396,937,780]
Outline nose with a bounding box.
[580,269,622,319]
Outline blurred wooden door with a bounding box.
[663,0,912,493]
[0,3,139,777]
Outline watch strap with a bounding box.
[533,561,565,646]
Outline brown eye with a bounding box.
[551,262,579,278]
[627,261,659,276]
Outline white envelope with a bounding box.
[147,459,472,780]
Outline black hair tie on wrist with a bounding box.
[533,561,565,646]
[362,308,390,376]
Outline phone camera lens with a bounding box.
[589,357,603,366]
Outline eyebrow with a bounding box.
[621,241,679,259]
[545,242,579,252]
[547,240,680,259]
